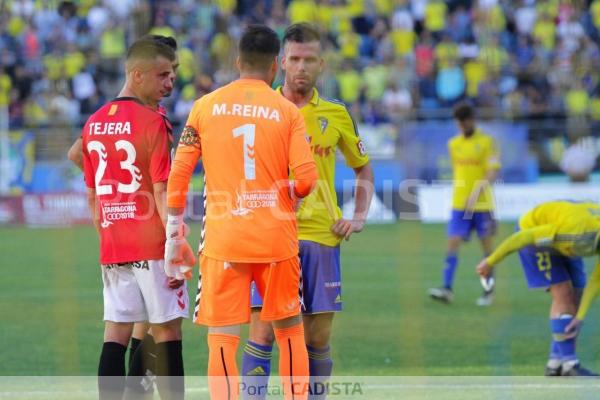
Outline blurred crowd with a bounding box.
[3,0,600,128]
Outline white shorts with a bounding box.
[101,260,189,324]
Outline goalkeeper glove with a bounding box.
[164,214,195,280]
[166,214,190,240]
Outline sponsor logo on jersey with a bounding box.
[103,260,149,270]
[101,201,138,226]
[131,261,150,270]
[231,189,278,216]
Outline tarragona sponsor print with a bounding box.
[237,381,364,397]
[102,202,137,220]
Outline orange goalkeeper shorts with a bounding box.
[194,254,301,326]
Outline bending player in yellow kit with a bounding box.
[476,201,599,376]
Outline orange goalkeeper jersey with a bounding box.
[167,78,316,263]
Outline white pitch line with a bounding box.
[360,383,600,389]
[2,382,600,397]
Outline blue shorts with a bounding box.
[518,245,586,289]
[251,240,342,314]
[447,209,497,241]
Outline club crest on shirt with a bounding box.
[179,125,201,149]
[318,116,328,134]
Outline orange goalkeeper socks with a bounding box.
[207,333,240,400]
[274,324,309,400]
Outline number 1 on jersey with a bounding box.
[232,123,256,180]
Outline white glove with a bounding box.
[166,214,190,240]
[164,214,195,280]
[164,238,195,280]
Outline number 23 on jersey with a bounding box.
[87,139,142,195]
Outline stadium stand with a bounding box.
[3,0,600,127]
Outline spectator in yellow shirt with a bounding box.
[533,13,557,51]
[463,59,487,99]
[565,82,590,117]
[478,37,508,74]
[0,70,12,108]
[287,0,318,23]
[362,60,389,102]
[338,28,361,60]
[337,60,363,104]
[592,0,600,29]
[64,44,86,79]
[390,28,417,57]
[435,34,459,69]
[425,0,448,36]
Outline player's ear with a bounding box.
[281,54,286,71]
[235,56,241,73]
[318,57,324,74]
[131,68,143,85]
[271,56,278,76]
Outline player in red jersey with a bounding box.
[81,37,190,399]
[68,35,182,396]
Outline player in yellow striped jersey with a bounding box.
[477,201,599,376]
[429,104,501,306]
[240,23,374,399]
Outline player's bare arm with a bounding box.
[475,228,540,280]
[153,182,168,227]
[86,188,101,236]
[466,169,498,212]
[566,262,600,336]
[331,162,374,241]
[67,137,84,171]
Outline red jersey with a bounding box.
[82,97,171,264]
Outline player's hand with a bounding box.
[466,180,491,212]
[565,318,583,339]
[465,192,479,213]
[164,238,195,280]
[289,180,303,212]
[168,278,185,289]
[331,219,365,241]
[476,259,493,279]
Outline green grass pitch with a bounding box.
[1,221,600,378]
